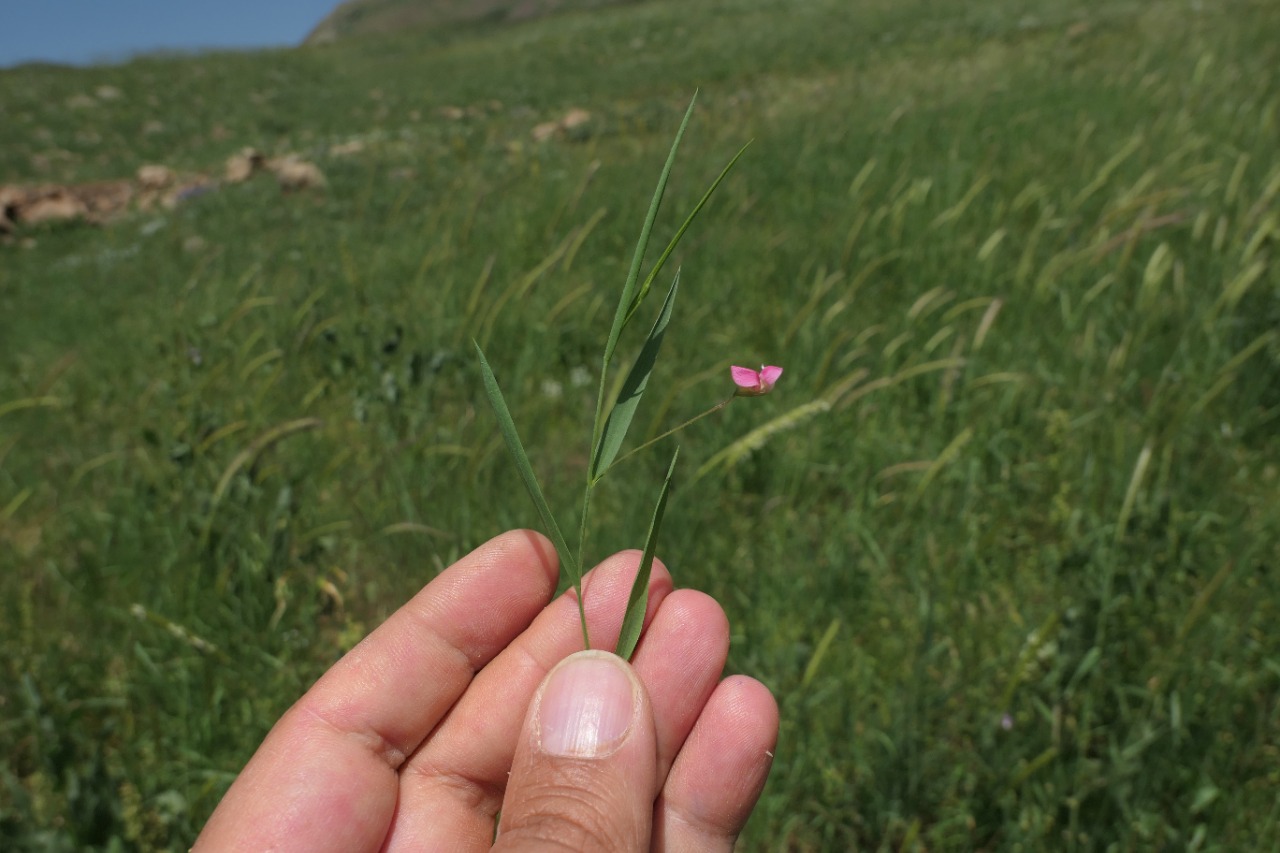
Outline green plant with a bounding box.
[475,96,774,658]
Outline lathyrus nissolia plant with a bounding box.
[475,95,782,660]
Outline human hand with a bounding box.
[194,529,779,851]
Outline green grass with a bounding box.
[2,0,1279,848]
[304,0,639,44]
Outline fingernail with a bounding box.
[538,651,638,759]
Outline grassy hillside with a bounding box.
[2,0,1278,848]
[304,0,640,44]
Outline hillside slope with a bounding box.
[1,0,1278,850]
[305,0,641,43]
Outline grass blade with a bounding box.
[692,399,832,484]
[0,396,62,419]
[199,417,322,549]
[601,93,697,367]
[625,140,752,325]
[591,272,680,482]
[474,343,586,642]
[615,447,679,661]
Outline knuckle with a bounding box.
[497,771,642,852]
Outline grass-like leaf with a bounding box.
[590,272,680,482]
[624,140,752,326]
[474,341,588,645]
[615,447,679,661]
[600,93,697,369]
[199,417,322,549]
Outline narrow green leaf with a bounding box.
[615,447,679,661]
[800,618,842,689]
[591,273,680,482]
[200,417,322,549]
[625,140,752,325]
[602,93,697,368]
[474,342,580,585]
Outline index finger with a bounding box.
[194,529,559,853]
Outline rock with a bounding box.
[269,156,326,191]
[135,164,177,210]
[531,120,560,142]
[0,140,330,238]
[532,108,593,143]
[137,164,175,190]
[561,108,591,130]
[75,181,134,220]
[224,147,264,183]
[20,191,89,226]
[0,180,135,228]
[329,139,365,157]
[0,185,20,232]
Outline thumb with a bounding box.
[495,650,657,852]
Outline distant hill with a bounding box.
[305,0,643,44]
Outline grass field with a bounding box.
[2,0,1279,848]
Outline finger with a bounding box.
[653,676,779,852]
[630,590,730,782]
[193,529,558,853]
[383,551,673,851]
[494,651,658,852]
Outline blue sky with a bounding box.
[0,1,343,68]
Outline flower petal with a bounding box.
[731,365,761,388]
[760,365,783,387]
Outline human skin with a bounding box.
[194,529,779,852]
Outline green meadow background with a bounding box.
[2,0,1278,848]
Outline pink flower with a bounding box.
[731,365,783,397]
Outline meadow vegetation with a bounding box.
[1,0,1278,848]
[304,0,640,44]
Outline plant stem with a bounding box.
[596,395,736,481]
[574,481,593,649]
